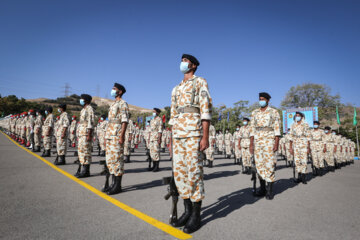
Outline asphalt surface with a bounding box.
[0,132,359,240]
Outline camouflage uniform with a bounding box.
[78,105,95,165]
[43,114,54,150]
[205,125,216,162]
[69,119,77,146]
[250,107,281,182]
[233,130,242,160]
[105,99,129,176]
[323,133,335,167]
[149,116,163,161]
[34,115,43,148]
[285,134,294,164]
[169,75,212,202]
[218,133,224,153]
[56,112,70,156]
[26,114,35,146]
[239,125,252,167]
[98,119,108,152]
[289,121,310,174]
[309,129,325,169]
[124,119,134,157]
[224,132,232,157]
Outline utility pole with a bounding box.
[63,83,70,97]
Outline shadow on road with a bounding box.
[122,179,163,192]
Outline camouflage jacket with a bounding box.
[105,98,129,139]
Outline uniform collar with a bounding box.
[181,75,197,84]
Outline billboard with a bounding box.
[282,107,318,133]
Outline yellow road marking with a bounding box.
[1,131,192,240]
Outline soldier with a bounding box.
[224,129,232,159]
[98,114,108,156]
[33,110,43,152]
[20,112,27,145]
[205,124,216,168]
[239,118,252,174]
[102,83,129,195]
[289,112,310,184]
[55,104,70,165]
[323,126,336,172]
[218,131,224,154]
[309,121,325,176]
[69,116,77,148]
[75,94,95,178]
[26,109,35,149]
[169,54,212,233]
[124,114,134,163]
[332,130,342,168]
[161,129,167,152]
[233,125,242,166]
[250,92,281,200]
[41,107,54,157]
[148,108,163,172]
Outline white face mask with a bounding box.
[58,109,61,113]
[243,121,248,125]
[180,62,190,74]
[152,112,156,117]
[236,128,239,131]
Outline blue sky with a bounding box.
[0,0,359,109]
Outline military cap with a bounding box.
[81,94,92,103]
[324,126,331,130]
[295,111,304,117]
[182,54,200,66]
[259,92,271,100]
[243,117,250,121]
[314,121,320,124]
[29,109,34,113]
[59,103,67,111]
[46,106,53,113]
[72,115,77,119]
[23,112,28,116]
[114,83,126,94]
[153,108,161,114]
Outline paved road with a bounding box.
[0,132,359,240]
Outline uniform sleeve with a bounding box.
[288,124,294,142]
[121,102,129,123]
[87,107,94,129]
[63,114,70,128]
[199,78,212,121]
[273,110,281,137]
[49,116,54,128]
[169,87,177,126]
[250,111,256,137]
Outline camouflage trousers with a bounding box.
[26,128,31,143]
[205,145,214,161]
[324,151,335,167]
[78,136,92,165]
[225,142,232,155]
[69,134,76,145]
[43,136,52,150]
[105,138,125,176]
[173,136,204,202]
[34,128,41,147]
[234,145,242,159]
[218,143,224,152]
[293,143,308,174]
[99,136,105,151]
[254,137,276,183]
[241,147,251,167]
[124,139,131,156]
[150,140,160,161]
[311,149,324,168]
[56,136,67,156]
[161,140,166,149]
[286,147,294,162]
[131,139,135,149]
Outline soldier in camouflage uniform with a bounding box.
[169,54,212,233]
[98,115,108,156]
[250,92,281,200]
[75,94,95,178]
[217,131,224,154]
[69,116,77,148]
[33,110,43,152]
[148,108,163,172]
[205,124,216,168]
[289,112,310,184]
[323,126,336,172]
[332,130,342,168]
[124,115,134,163]
[224,129,232,159]
[41,107,54,157]
[309,121,325,175]
[102,83,129,195]
[233,125,242,166]
[26,109,35,149]
[161,129,167,152]
[239,118,252,174]
[55,104,70,165]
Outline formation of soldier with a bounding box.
[0,54,358,234]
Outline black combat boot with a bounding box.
[234,158,237,165]
[313,168,318,176]
[57,155,66,165]
[209,161,213,168]
[148,159,154,171]
[152,161,160,172]
[266,182,274,200]
[330,166,335,172]
[77,164,90,178]
[319,168,324,176]
[301,173,307,184]
[74,151,78,156]
[107,176,122,195]
[183,201,202,234]
[101,172,111,192]
[74,164,81,177]
[295,173,302,183]
[256,179,266,197]
[41,149,46,157]
[36,146,41,152]
[100,150,105,157]
[172,199,192,227]
[44,149,51,157]
[161,148,165,153]
[126,155,131,163]
[54,154,59,165]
